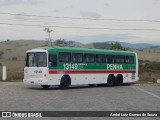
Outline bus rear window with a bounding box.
[26,52,47,67]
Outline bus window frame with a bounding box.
[96,54,106,63]
[106,55,115,63]
[84,53,95,63]
[115,55,125,64]
[125,55,134,64]
[25,52,47,67]
[59,52,71,63]
[48,54,57,68]
[72,53,83,63]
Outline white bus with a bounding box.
[23,46,139,89]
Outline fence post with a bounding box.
[2,66,7,80]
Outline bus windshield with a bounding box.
[26,52,47,67]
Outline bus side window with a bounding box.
[106,55,115,63]
[49,55,57,67]
[128,56,134,64]
[115,55,125,64]
[125,56,129,63]
[59,52,71,62]
[84,54,95,63]
[72,53,83,63]
[96,54,106,63]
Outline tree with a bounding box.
[0,51,4,59]
[54,39,67,46]
[111,42,124,50]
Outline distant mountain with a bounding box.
[142,46,160,53]
[92,42,111,49]
[108,41,156,49]
[67,41,82,47]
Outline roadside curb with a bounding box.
[130,83,160,86]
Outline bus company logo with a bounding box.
[2,112,11,117]
[107,64,123,70]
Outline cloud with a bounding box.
[154,0,160,4]
[0,0,39,6]
[80,11,101,19]
[53,5,74,13]
[53,9,60,13]
[13,13,30,20]
[64,5,74,9]
[104,3,111,7]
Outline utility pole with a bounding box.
[44,27,53,46]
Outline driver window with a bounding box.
[49,55,57,67]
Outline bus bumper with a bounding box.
[23,78,48,86]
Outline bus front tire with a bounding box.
[41,85,50,89]
[60,76,70,89]
[115,74,123,86]
[107,75,115,87]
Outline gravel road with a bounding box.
[0,82,159,120]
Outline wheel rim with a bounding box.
[107,76,114,86]
[61,77,69,88]
[109,79,113,85]
[116,75,123,86]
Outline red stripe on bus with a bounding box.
[49,70,136,74]
[49,70,58,74]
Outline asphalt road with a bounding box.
[0,82,160,120]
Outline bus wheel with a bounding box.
[41,85,50,89]
[60,76,70,89]
[107,75,115,87]
[115,74,123,86]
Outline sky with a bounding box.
[0,0,160,44]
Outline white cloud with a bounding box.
[80,11,101,19]
[104,3,111,7]
[0,0,39,7]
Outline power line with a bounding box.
[0,12,160,23]
[0,22,45,27]
[1,17,160,28]
[0,22,160,31]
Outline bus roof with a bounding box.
[36,46,136,55]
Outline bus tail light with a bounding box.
[44,74,47,78]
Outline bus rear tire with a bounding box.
[115,74,123,86]
[41,85,50,89]
[107,75,115,87]
[60,76,70,89]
